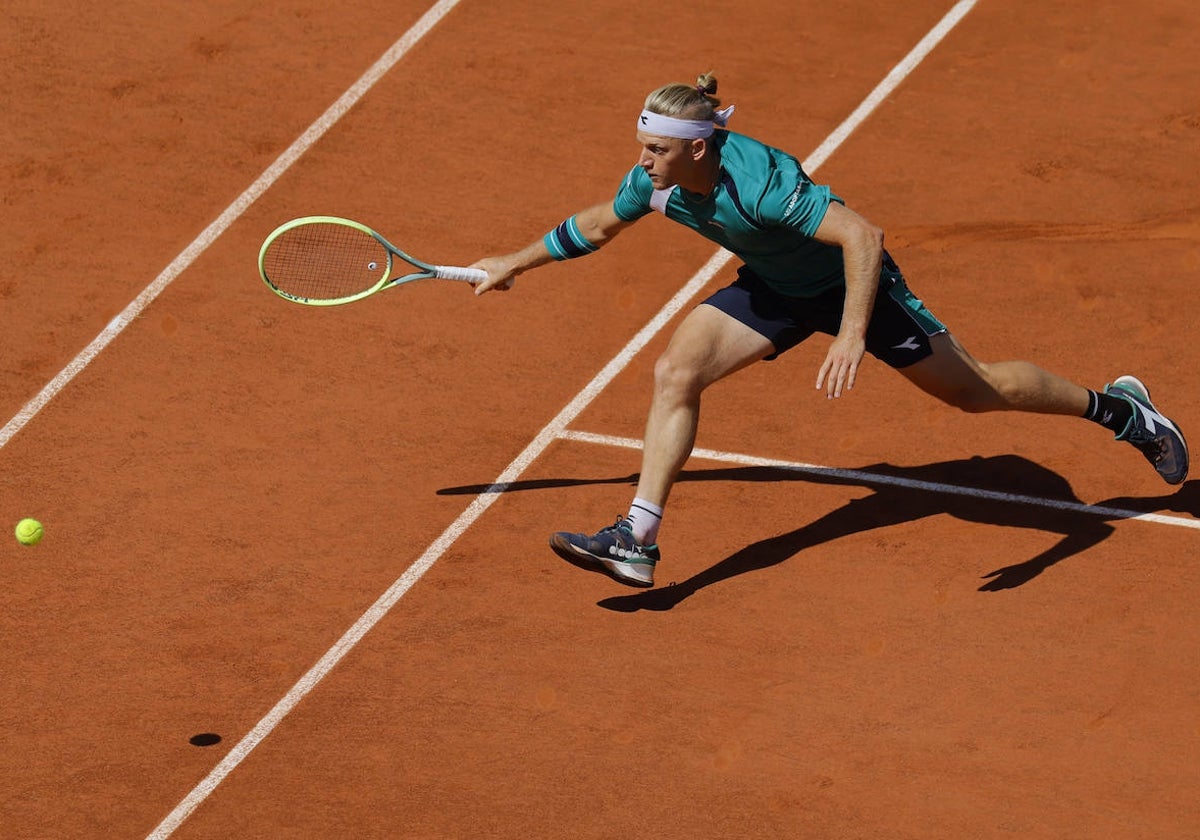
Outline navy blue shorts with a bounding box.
[702,258,946,368]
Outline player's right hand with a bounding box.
[468,257,517,295]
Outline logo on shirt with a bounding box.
[783,183,805,217]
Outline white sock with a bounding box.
[625,497,663,545]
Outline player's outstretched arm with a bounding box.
[470,201,633,295]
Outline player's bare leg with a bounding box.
[898,332,1187,483]
[549,304,772,587]
[897,332,1089,415]
[634,304,775,506]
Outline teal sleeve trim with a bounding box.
[543,215,599,261]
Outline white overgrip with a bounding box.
[434,265,487,283]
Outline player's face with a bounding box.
[635,132,700,189]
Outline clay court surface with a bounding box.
[3,1,1199,837]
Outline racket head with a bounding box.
[258,216,399,306]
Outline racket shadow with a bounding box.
[437,474,641,495]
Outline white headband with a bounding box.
[636,105,736,139]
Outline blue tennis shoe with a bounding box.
[1105,375,1189,485]
[550,518,659,587]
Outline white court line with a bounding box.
[131,2,980,836]
[0,0,468,452]
[561,430,1200,530]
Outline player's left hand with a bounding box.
[816,334,866,399]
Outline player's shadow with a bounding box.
[601,457,1199,612]
[440,455,1200,610]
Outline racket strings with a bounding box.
[262,223,387,302]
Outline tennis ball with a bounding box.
[15,518,44,546]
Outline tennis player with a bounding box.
[470,73,1188,588]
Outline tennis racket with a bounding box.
[258,216,487,306]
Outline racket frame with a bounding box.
[258,215,477,306]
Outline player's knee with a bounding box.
[653,351,705,401]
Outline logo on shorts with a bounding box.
[892,336,922,351]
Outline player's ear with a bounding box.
[689,138,708,161]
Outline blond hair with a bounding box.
[644,72,721,120]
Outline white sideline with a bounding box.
[561,430,1200,531]
[87,0,980,835]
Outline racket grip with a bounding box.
[434,265,488,283]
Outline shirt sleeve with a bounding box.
[757,158,842,237]
[612,166,655,222]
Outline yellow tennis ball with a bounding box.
[15,518,44,546]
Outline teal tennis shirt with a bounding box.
[613,131,847,297]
